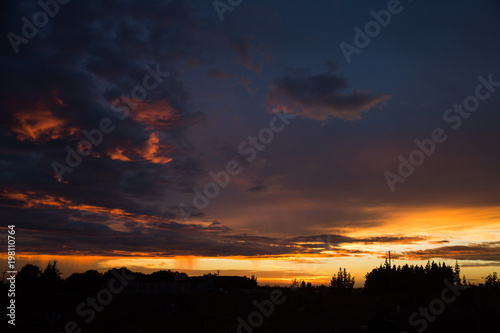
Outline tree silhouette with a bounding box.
[290,278,300,289]
[330,267,355,295]
[40,260,62,286]
[453,260,461,285]
[462,275,468,286]
[483,272,499,288]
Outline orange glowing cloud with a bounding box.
[142,132,173,164]
[0,189,131,217]
[0,188,173,232]
[107,147,132,162]
[11,108,78,143]
[105,100,178,164]
[9,91,77,142]
[107,132,173,164]
[130,100,181,130]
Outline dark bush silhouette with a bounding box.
[65,269,104,291]
[148,269,188,282]
[17,263,42,286]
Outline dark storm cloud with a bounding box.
[1,184,495,260]
[227,37,263,74]
[247,181,266,192]
[290,234,426,246]
[429,240,451,244]
[459,262,500,268]
[268,69,390,120]
[0,185,427,257]
[223,234,280,243]
[0,0,210,220]
[206,68,232,79]
[0,0,241,263]
[404,242,500,262]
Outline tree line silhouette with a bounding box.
[11,259,499,294]
[364,259,459,295]
[14,260,259,291]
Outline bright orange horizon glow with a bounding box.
[1,189,498,288]
[1,253,496,288]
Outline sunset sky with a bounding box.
[1,0,500,287]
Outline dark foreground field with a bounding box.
[3,284,500,333]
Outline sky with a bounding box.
[1,0,500,287]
